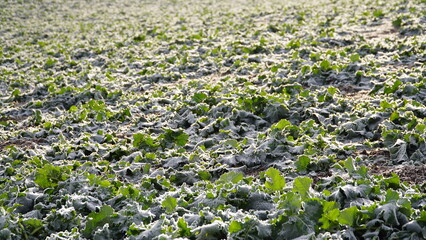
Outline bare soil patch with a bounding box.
[357,21,399,40]
[0,138,46,151]
[369,163,426,185]
[343,89,372,101]
[0,115,29,122]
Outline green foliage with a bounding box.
[177,218,192,237]
[198,170,212,180]
[217,171,244,184]
[350,53,360,62]
[373,9,384,18]
[292,177,312,200]
[133,133,158,149]
[264,167,286,191]
[295,155,310,172]
[338,206,359,227]
[34,164,69,189]
[319,201,340,229]
[161,128,189,146]
[162,196,177,213]
[11,89,20,98]
[344,157,356,173]
[271,119,291,130]
[319,60,331,71]
[228,220,242,233]
[83,205,114,237]
[192,92,208,103]
[392,17,402,28]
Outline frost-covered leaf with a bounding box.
[192,221,226,240]
[389,139,409,163]
[375,203,400,226]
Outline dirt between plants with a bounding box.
[0,138,45,151]
[343,89,372,101]
[356,149,426,185]
[369,163,426,185]
[357,21,400,40]
[0,115,29,122]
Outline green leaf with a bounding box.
[383,173,401,189]
[119,186,140,199]
[222,139,238,147]
[292,177,312,199]
[278,192,302,214]
[338,206,358,227]
[146,153,156,160]
[272,119,291,130]
[356,165,368,178]
[198,170,212,180]
[192,92,208,103]
[45,58,57,68]
[177,218,192,237]
[228,221,242,233]
[133,34,146,42]
[11,89,20,97]
[418,210,426,222]
[390,111,400,122]
[369,83,384,95]
[344,157,356,173]
[264,167,285,191]
[87,99,105,111]
[384,80,402,94]
[295,155,310,172]
[373,9,384,18]
[380,100,393,109]
[162,128,189,146]
[34,164,69,189]
[162,196,177,213]
[83,205,114,237]
[301,65,311,74]
[350,53,360,62]
[33,110,42,125]
[385,189,400,203]
[327,86,338,95]
[133,133,157,149]
[320,60,331,71]
[319,201,340,229]
[271,65,280,72]
[217,171,243,184]
[175,133,189,146]
[23,218,43,229]
[392,17,402,28]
